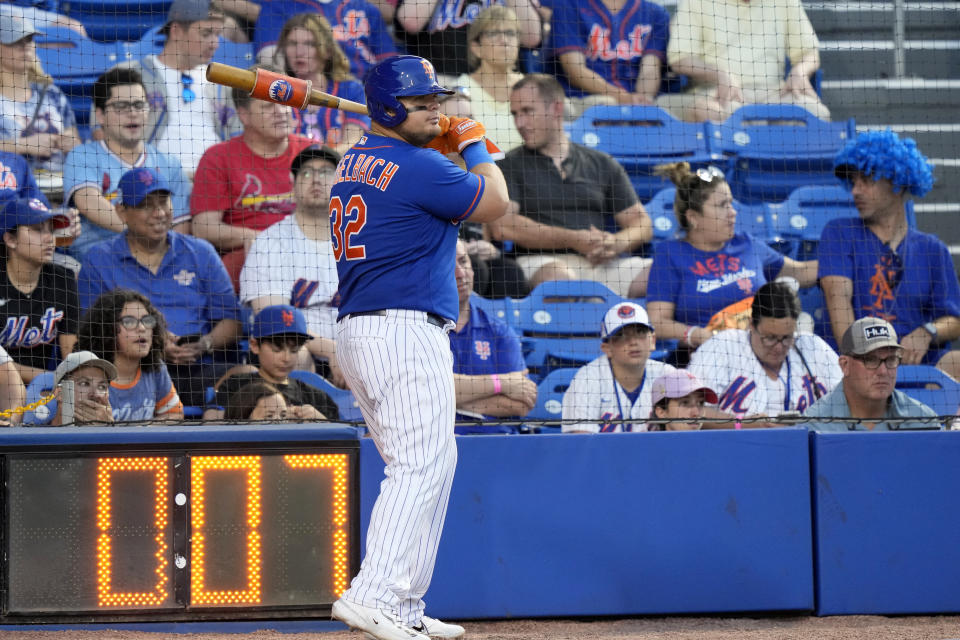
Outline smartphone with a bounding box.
[60,379,75,426]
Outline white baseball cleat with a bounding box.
[331,598,429,640]
[413,615,466,639]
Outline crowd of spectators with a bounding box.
[0,0,957,430]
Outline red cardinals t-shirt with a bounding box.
[190,134,314,231]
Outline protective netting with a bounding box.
[0,0,957,429]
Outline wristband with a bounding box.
[461,141,493,169]
[734,414,744,430]
[491,374,502,395]
[682,325,695,346]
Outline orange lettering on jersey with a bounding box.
[350,154,367,182]
[364,159,384,185]
[336,154,352,183]
[375,162,398,191]
[865,262,896,317]
[356,155,375,184]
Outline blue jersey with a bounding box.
[110,366,183,422]
[818,217,960,365]
[646,233,785,328]
[0,151,48,205]
[292,78,371,145]
[450,298,526,376]
[62,141,190,259]
[254,0,398,80]
[551,0,669,97]
[331,134,484,321]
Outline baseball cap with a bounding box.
[252,305,311,340]
[118,167,172,207]
[1,197,69,234]
[840,317,902,356]
[600,302,652,341]
[291,145,341,178]
[651,369,719,405]
[167,0,223,23]
[54,351,119,386]
[0,12,39,46]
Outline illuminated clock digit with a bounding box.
[283,454,351,596]
[96,457,171,607]
[191,456,263,605]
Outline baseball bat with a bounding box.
[206,62,369,115]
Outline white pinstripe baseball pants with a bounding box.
[336,309,457,625]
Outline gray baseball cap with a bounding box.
[167,0,223,23]
[840,317,902,356]
[0,12,40,46]
[54,351,118,386]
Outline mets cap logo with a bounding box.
[135,167,154,186]
[269,79,294,103]
[864,325,890,340]
[617,304,635,319]
[28,198,48,212]
[420,58,436,80]
[282,309,295,326]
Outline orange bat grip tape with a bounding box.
[249,68,312,110]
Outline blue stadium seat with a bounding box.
[511,280,622,337]
[469,294,514,326]
[767,185,856,260]
[567,105,716,202]
[22,371,56,426]
[524,367,578,433]
[288,369,364,423]
[62,0,171,42]
[895,365,960,416]
[709,104,856,203]
[735,200,772,240]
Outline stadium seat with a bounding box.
[469,294,513,325]
[21,372,56,426]
[709,104,856,203]
[524,367,578,433]
[646,187,771,243]
[288,370,364,424]
[767,185,857,260]
[894,365,960,416]
[567,105,717,202]
[62,0,171,42]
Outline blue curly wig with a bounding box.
[833,129,935,198]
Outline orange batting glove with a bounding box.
[426,113,456,155]
[445,116,487,152]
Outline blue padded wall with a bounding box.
[812,431,960,615]
[360,429,814,618]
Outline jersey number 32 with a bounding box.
[329,195,367,261]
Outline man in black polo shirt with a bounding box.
[493,73,653,298]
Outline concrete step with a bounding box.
[856,124,960,158]
[914,203,960,272]
[823,79,960,124]
[819,41,960,79]
[807,2,960,39]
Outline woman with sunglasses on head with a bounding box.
[272,13,370,155]
[78,289,184,423]
[0,12,81,172]
[688,281,841,428]
[646,162,818,365]
[455,6,524,151]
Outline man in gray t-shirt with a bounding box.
[802,317,940,432]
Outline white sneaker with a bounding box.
[414,615,465,639]
[331,598,429,640]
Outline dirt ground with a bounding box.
[3,615,960,640]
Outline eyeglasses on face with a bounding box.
[104,100,150,114]
[853,353,902,370]
[119,314,158,330]
[480,29,519,41]
[181,73,196,103]
[298,167,337,181]
[696,166,725,183]
[754,329,795,348]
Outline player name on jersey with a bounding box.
[336,151,399,193]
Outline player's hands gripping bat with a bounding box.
[426,114,502,158]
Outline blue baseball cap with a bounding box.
[1,197,69,234]
[118,167,172,207]
[252,305,311,340]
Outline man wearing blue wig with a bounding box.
[819,129,960,381]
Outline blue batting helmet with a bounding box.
[364,55,454,127]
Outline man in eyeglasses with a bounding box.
[64,68,191,261]
[802,317,939,432]
[96,0,229,177]
[820,130,960,381]
[689,281,841,423]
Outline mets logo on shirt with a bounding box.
[269,79,295,103]
[474,340,491,360]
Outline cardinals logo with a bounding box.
[616,305,635,319]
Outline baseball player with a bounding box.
[329,55,508,640]
[688,282,842,422]
[561,301,675,433]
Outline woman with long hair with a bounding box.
[0,12,81,171]
[224,380,288,421]
[646,162,817,363]
[78,288,184,422]
[273,13,369,155]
